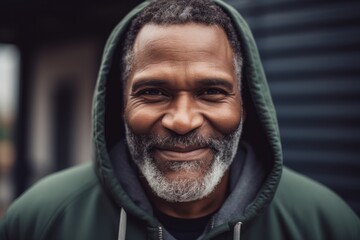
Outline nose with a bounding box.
[161,94,204,135]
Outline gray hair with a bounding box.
[121,0,243,88]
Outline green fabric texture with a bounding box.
[1,0,359,239]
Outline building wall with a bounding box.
[226,0,360,215]
[28,39,100,181]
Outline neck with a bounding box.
[142,170,229,219]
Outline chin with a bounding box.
[163,170,206,181]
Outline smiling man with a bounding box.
[124,23,243,208]
[1,0,359,240]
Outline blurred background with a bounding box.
[0,0,359,217]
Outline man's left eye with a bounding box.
[198,88,229,102]
[202,88,226,95]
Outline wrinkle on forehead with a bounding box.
[133,23,234,67]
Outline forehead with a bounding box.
[132,23,234,68]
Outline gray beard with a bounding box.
[125,121,243,202]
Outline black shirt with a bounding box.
[155,210,213,240]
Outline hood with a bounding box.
[92,0,283,229]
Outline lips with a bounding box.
[153,146,212,161]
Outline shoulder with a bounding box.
[1,163,101,239]
[277,167,354,211]
[272,167,360,239]
[12,163,99,210]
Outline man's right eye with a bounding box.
[133,88,169,102]
[140,89,164,96]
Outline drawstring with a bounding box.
[233,222,242,240]
[118,209,241,240]
[118,208,127,240]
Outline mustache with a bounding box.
[143,131,225,152]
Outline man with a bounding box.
[1,0,359,239]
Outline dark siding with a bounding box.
[226,0,360,215]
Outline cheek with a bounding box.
[205,103,242,134]
[124,104,163,135]
[203,93,243,134]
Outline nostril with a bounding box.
[161,112,203,135]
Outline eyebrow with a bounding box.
[196,79,234,91]
[131,78,234,92]
[131,79,168,92]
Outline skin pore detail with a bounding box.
[124,23,244,218]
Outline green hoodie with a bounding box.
[1,1,359,239]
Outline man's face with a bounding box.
[124,23,243,202]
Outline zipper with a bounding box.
[157,218,240,240]
[233,222,242,240]
[210,216,215,229]
[158,226,163,240]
